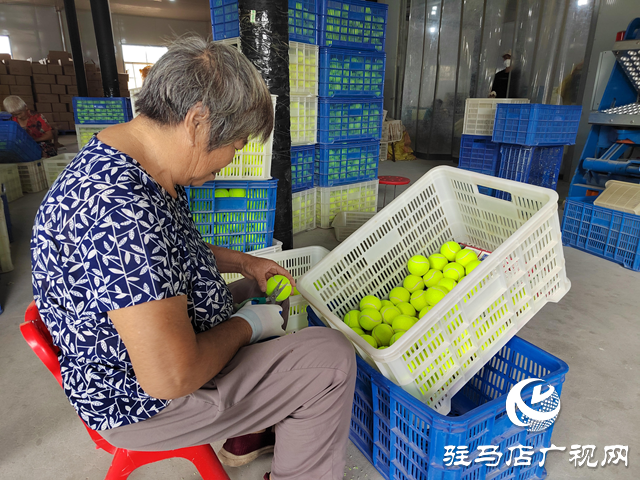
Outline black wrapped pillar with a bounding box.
[89,0,120,97]
[63,0,88,97]
[238,0,292,250]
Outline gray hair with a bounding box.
[3,95,27,114]
[135,36,274,150]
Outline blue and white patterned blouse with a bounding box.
[31,136,234,431]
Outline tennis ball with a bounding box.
[360,334,378,348]
[396,302,416,317]
[352,327,365,335]
[407,255,430,276]
[441,241,462,261]
[418,306,433,318]
[423,269,444,288]
[443,262,465,282]
[380,305,401,325]
[410,290,428,311]
[266,275,292,301]
[359,309,382,330]
[392,315,416,332]
[425,286,448,306]
[403,275,425,293]
[380,300,394,309]
[428,253,448,271]
[378,346,388,350]
[455,249,478,268]
[389,331,405,346]
[292,287,300,296]
[214,189,229,198]
[437,278,457,292]
[229,188,247,197]
[372,324,395,347]
[360,295,382,311]
[343,310,360,329]
[466,259,482,275]
[389,287,410,305]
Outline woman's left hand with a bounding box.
[240,256,296,293]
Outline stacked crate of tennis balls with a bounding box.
[342,242,482,349]
[314,0,388,229]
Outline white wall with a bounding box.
[0,4,63,61]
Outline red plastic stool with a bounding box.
[378,176,410,207]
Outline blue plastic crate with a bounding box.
[289,0,318,44]
[492,104,582,146]
[185,179,277,253]
[73,97,133,125]
[307,307,568,480]
[291,145,315,192]
[318,0,387,52]
[562,196,640,271]
[318,98,383,143]
[315,140,379,187]
[458,134,501,175]
[210,0,240,40]
[319,48,386,98]
[0,122,42,164]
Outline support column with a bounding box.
[89,0,120,97]
[62,0,88,97]
[238,0,292,250]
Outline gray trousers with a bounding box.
[101,279,357,480]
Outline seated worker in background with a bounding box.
[490,51,519,99]
[3,95,58,158]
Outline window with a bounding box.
[122,45,168,89]
[0,36,12,56]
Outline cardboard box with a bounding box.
[86,71,101,82]
[84,62,98,73]
[0,63,6,75]
[36,103,52,113]
[56,75,72,85]
[52,103,67,112]
[0,54,11,63]
[66,85,78,95]
[32,74,56,84]
[63,65,75,76]
[118,73,129,82]
[9,85,32,96]
[22,94,34,105]
[49,112,61,122]
[7,59,31,76]
[15,75,31,86]
[56,121,69,130]
[60,112,74,122]
[35,93,59,103]
[0,75,16,85]
[26,103,35,112]
[31,63,48,74]
[59,94,72,104]
[47,64,63,75]
[0,85,9,95]
[71,75,77,85]
[33,84,51,94]
[48,51,73,66]
[51,84,66,95]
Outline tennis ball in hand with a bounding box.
[466,259,482,275]
[441,241,462,261]
[403,275,425,293]
[410,290,428,311]
[423,269,444,287]
[372,324,395,347]
[396,302,416,317]
[425,286,448,306]
[389,287,410,305]
[343,310,361,329]
[215,188,229,198]
[437,278,457,292]
[389,331,405,346]
[229,188,247,197]
[418,305,432,318]
[455,249,478,268]
[359,309,382,330]
[266,275,292,301]
[360,334,378,348]
[392,315,416,332]
[443,262,465,282]
[407,255,430,276]
[428,253,448,271]
[380,305,401,325]
[360,295,382,311]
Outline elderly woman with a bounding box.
[3,95,58,158]
[31,37,356,480]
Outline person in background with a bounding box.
[3,95,58,158]
[140,65,151,83]
[490,51,519,99]
[561,62,584,105]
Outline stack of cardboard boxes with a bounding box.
[85,63,130,98]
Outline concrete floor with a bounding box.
[1,139,638,479]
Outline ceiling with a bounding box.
[0,0,211,22]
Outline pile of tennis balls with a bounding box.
[343,241,482,349]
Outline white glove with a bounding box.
[232,303,285,344]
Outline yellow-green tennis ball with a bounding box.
[360,334,378,348]
[423,269,444,288]
[292,286,300,296]
[380,300,394,309]
[378,346,388,350]
[425,286,448,306]
[403,275,425,293]
[360,295,382,311]
[419,306,433,318]
[392,315,416,332]
[389,287,410,305]
[214,189,229,198]
[359,309,382,330]
[389,331,405,346]
[352,327,365,335]
[437,278,457,292]
[372,324,395,347]
[410,290,428,311]
[455,249,478,268]
[466,259,482,275]
[428,253,448,271]
[396,302,416,317]
[266,275,292,301]
[343,310,360,328]
[441,241,462,261]
[443,262,465,282]
[229,188,247,197]
[407,255,430,276]
[380,305,401,325]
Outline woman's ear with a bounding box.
[183,103,208,147]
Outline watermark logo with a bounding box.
[506,378,561,432]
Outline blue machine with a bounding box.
[569,18,640,197]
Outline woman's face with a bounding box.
[187,137,248,186]
[14,108,29,122]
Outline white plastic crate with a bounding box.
[289,42,319,96]
[381,120,403,143]
[316,180,378,229]
[17,160,47,193]
[291,95,317,146]
[130,87,141,118]
[293,187,316,234]
[594,180,640,214]
[379,142,388,162]
[331,211,376,242]
[462,98,530,136]
[215,37,242,52]
[0,164,23,202]
[0,204,12,273]
[298,167,570,414]
[43,153,75,187]
[220,239,284,284]
[77,124,111,151]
